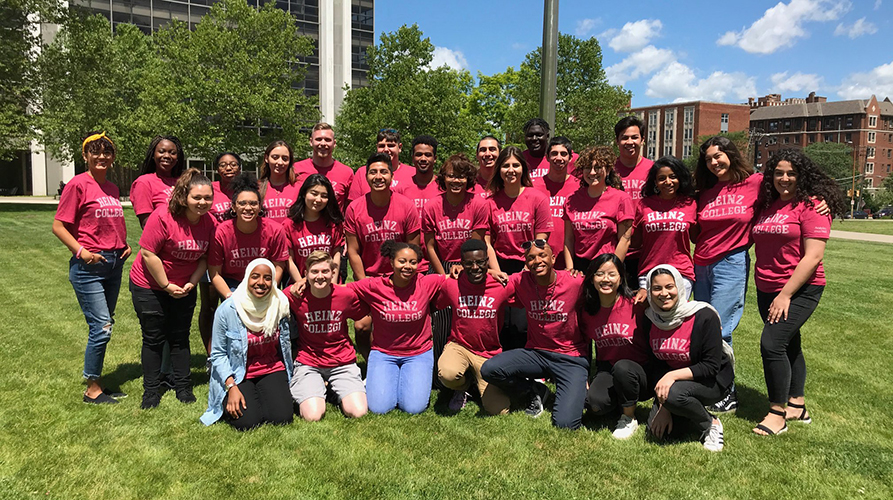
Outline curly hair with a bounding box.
[138,136,186,177]
[225,172,265,220]
[695,136,753,191]
[168,168,213,217]
[436,153,477,191]
[759,149,845,215]
[380,239,423,261]
[487,146,532,194]
[574,146,621,190]
[642,156,695,199]
[81,131,116,157]
[582,254,635,315]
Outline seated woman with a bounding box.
[580,254,651,439]
[201,259,293,430]
[644,265,733,452]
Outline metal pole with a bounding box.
[540,0,558,129]
[851,145,856,218]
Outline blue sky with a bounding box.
[375,0,893,107]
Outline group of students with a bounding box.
[54,115,843,450]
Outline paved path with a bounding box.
[829,230,893,244]
[0,196,132,207]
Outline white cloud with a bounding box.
[645,61,757,103]
[511,42,527,51]
[576,18,600,37]
[834,18,878,38]
[875,0,882,9]
[429,47,468,70]
[605,46,675,85]
[607,19,663,53]
[837,61,893,99]
[770,72,824,92]
[717,0,851,54]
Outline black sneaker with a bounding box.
[524,382,549,418]
[707,390,738,414]
[83,392,119,405]
[176,388,196,404]
[141,391,161,410]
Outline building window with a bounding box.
[846,116,853,128]
[783,136,790,144]
[647,110,659,159]
[757,151,762,160]
[869,115,878,128]
[793,135,800,144]
[684,106,694,124]
[868,147,876,158]
[808,118,817,131]
[824,134,833,142]
[683,145,692,158]
[869,132,876,143]
[866,163,874,174]
[768,121,778,132]
[845,132,852,142]
[866,178,874,188]
[808,134,815,143]
[721,113,729,133]
[768,137,777,145]
[887,149,891,159]
[783,119,791,131]
[663,108,676,157]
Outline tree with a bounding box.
[500,34,631,149]
[336,24,482,168]
[467,69,519,142]
[683,130,750,172]
[803,142,853,181]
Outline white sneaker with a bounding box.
[703,418,724,452]
[612,414,639,439]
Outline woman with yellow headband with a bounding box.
[53,131,133,404]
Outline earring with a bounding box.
[654,185,660,194]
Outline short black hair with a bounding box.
[524,118,551,134]
[548,136,573,154]
[380,239,423,261]
[366,152,393,170]
[412,135,438,157]
[460,239,487,256]
[614,116,646,140]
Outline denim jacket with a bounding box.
[200,298,293,426]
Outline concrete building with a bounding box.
[628,101,751,160]
[749,93,893,188]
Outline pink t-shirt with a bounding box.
[281,217,344,274]
[422,192,490,263]
[488,188,553,262]
[472,176,492,200]
[695,174,762,266]
[615,157,654,202]
[649,316,695,370]
[130,173,177,216]
[435,274,515,358]
[261,182,301,226]
[532,175,580,257]
[210,181,234,224]
[286,285,369,368]
[245,329,286,379]
[580,296,650,366]
[130,207,215,290]
[563,187,634,260]
[508,271,588,357]
[55,172,127,252]
[293,158,354,211]
[752,198,831,293]
[394,176,441,272]
[208,218,290,281]
[348,274,447,356]
[343,193,421,277]
[634,196,697,280]
[348,163,415,201]
[522,150,579,181]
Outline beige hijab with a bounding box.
[232,258,289,338]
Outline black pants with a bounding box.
[223,370,293,431]
[757,284,823,405]
[130,283,196,392]
[587,360,653,415]
[481,348,589,429]
[572,255,593,274]
[646,379,723,435]
[624,257,640,290]
[429,263,457,389]
[497,258,528,351]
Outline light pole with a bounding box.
[540,0,558,128]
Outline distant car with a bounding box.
[877,206,893,218]
[851,210,869,219]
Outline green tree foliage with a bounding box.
[36,0,316,171]
[336,24,482,168]
[803,142,854,181]
[467,69,519,141]
[683,130,750,172]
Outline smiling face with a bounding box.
[265,146,291,180]
[186,184,214,219]
[412,144,436,174]
[525,125,548,156]
[154,140,178,175]
[216,154,241,181]
[391,248,419,283]
[460,249,489,285]
[234,191,260,223]
[477,138,500,171]
[83,148,115,174]
[247,264,274,298]
[524,244,554,279]
[592,261,621,297]
[650,273,679,311]
[442,164,467,196]
[376,139,402,165]
[310,129,335,160]
[583,161,606,188]
[304,183,329,215]
[499,155,523,186]
[773,160,797,200]
[306,261,334,292]
[616,126,643,163]
[366,161,393,192]
[655,166,680,199]
[548,144,570,172]
[704,145,731,182]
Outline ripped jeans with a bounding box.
[68,250,126,380]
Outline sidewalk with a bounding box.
[829,230,893,244]
[0,196,132,207]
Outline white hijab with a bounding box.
[644,264,719,331]
[232,258,290,338]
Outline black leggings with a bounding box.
[586,360,653,414]
[223,370,293,431]
[429,263,457,389]
[130,283,196,392]
[646,379,724,435]
[757,284,823,405]
[497,258,528,351]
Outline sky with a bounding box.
[374,0,893,107]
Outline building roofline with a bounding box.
[629,100,751,111]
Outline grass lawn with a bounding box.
[832,219,893,236]
[1,204,892,500]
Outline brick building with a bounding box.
[628,101,751,160]
[749,93,893,188]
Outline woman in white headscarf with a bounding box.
[201,258,294,430]
[643,264,733,452]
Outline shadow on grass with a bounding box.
[733,383,769,423]
[0,204,58,213]
[103,353,212,390]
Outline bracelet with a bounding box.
[75,246,85,259]
[162,282,171,290]
[225,381,236,391]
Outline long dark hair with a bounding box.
[641,155,695,199]
[695,136,752,191]
[582,254,635,315]
[487,145,532,194]
[758,149,844,215]
[287,174,344,225]
[138,135,186,177]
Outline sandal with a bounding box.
[786,401,812,424]
[753,408,788,436]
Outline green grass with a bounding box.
[832,219,893,236]
[1,204,892,499]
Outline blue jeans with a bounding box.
[366,349,433,414]
[68,250,126,380]
[694,247,749,346]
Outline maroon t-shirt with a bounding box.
[262,182,301,227]
[580,296,650,366]
[532,175,580,258]
[286,285,369,368]
[130,207,215,290]
[394,177,441,273]
[634,196,697,280]
[435,274,515,358]
[508,271,587,357]
[208,218,290,281]
[649,316,696,370]
[343,193,421,277]
[488,188,553,262]
[281,217,344,275]
[563,187,634,260]
[422,192,490,263]
[695,174,761,265]
[522,150,579,181]
[615,157,654,203]
[210,181,233,224]
[293,158,354,211]
[55,172,127,252]
[130,173,177,217]
[245,329,286,379]
[348,163,416,201]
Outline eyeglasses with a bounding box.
[235,200,260,207]
[218,162,240,169]
[443,171,464,180]
[462,259,489,268]
[521,239,548,250]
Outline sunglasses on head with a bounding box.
[521,239,548,250]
